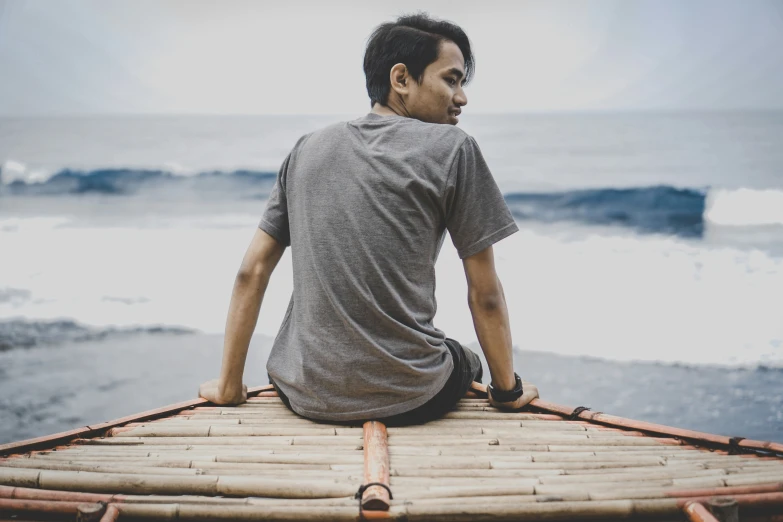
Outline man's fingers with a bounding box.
[488,383,540,411]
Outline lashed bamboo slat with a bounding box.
[362,421,391,511]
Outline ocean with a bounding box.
[1,111,782,444]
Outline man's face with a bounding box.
[405,40,468,125]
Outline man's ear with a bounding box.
[389,63,410,96]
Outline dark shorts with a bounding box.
[268,338,483,427]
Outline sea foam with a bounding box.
[1,215,780,367]
[705,188,783,226]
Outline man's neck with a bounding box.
[371,103,408,119]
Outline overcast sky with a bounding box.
[1,0,782,116]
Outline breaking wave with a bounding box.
[505,185,706,237]
[3,164,782,237]
[0,166,277,198]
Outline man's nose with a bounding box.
[455,88,468,107]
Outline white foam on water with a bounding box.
[0,215,290,336]
[706,188,783,226]
[1,216,781,367]
[161,161,197,177]
[0,160,51,184]
[435,227,783,367]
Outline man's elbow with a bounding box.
[236,262,268,286]
[468,290,505,313]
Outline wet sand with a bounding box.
[1,332,781,445]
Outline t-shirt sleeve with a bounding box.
[443,136,518,259]
[258,152,292,247]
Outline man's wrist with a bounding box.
[218,380,244,400]
[489,373,524,403]
[491,372,517,392]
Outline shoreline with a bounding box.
[1,331,781,445]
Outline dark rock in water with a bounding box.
[0,319,195,352]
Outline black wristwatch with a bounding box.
[488,373,524,402]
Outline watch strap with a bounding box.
[489,373,524,403]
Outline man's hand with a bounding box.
[198,378,248,406]
[488,382,539,411]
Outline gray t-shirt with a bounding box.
[259,112,518,421]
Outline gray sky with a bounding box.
[1,0,782,116]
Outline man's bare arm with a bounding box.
[198,229,285,405]
[463,245,538,409]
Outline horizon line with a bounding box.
[2,107,783,119]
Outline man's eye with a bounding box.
[446,78,457,85]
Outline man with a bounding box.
[199,13,539,423]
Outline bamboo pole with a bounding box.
[22,452,365,464]
[388,434,678,446]
[121,503,377,521]
[0,385,276,456]
[0,459,200,475]
[441,412,564,421]
[0,484,110,502]
[0,497,84,517]
[587,483,783,502]
[536,468,730,484]
[394,492,546,504]
[390,468,560,478]
[199,469,361,480]
[544,403,782,456]
[402,498,667,521]
[5,481,780,512]
[468,381,783,457]
[2,488,781,521]
[725,473,783,487]
[4,457,359,473]
[75,435,363,446]
[684,501,721,522]
[386,424,589,434]
[429,458,668,470]
[0,467,359,498]
[675,492,783,511]
[391,476,540,487]
[213,454,363,465]
[0,484,346,507]
[386,444,700,455]
[362,421,391,511]
[109,426,342,437]
[0,485,368,510]
[3,499,372,522]
[391,484,537,500]
[401,492,783,521]
[32,447,365,458]
[668,483,783,499]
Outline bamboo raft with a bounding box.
[1,382,782,521]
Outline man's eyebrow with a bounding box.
[445,67,465,80]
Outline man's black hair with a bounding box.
[363,13,474,108]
